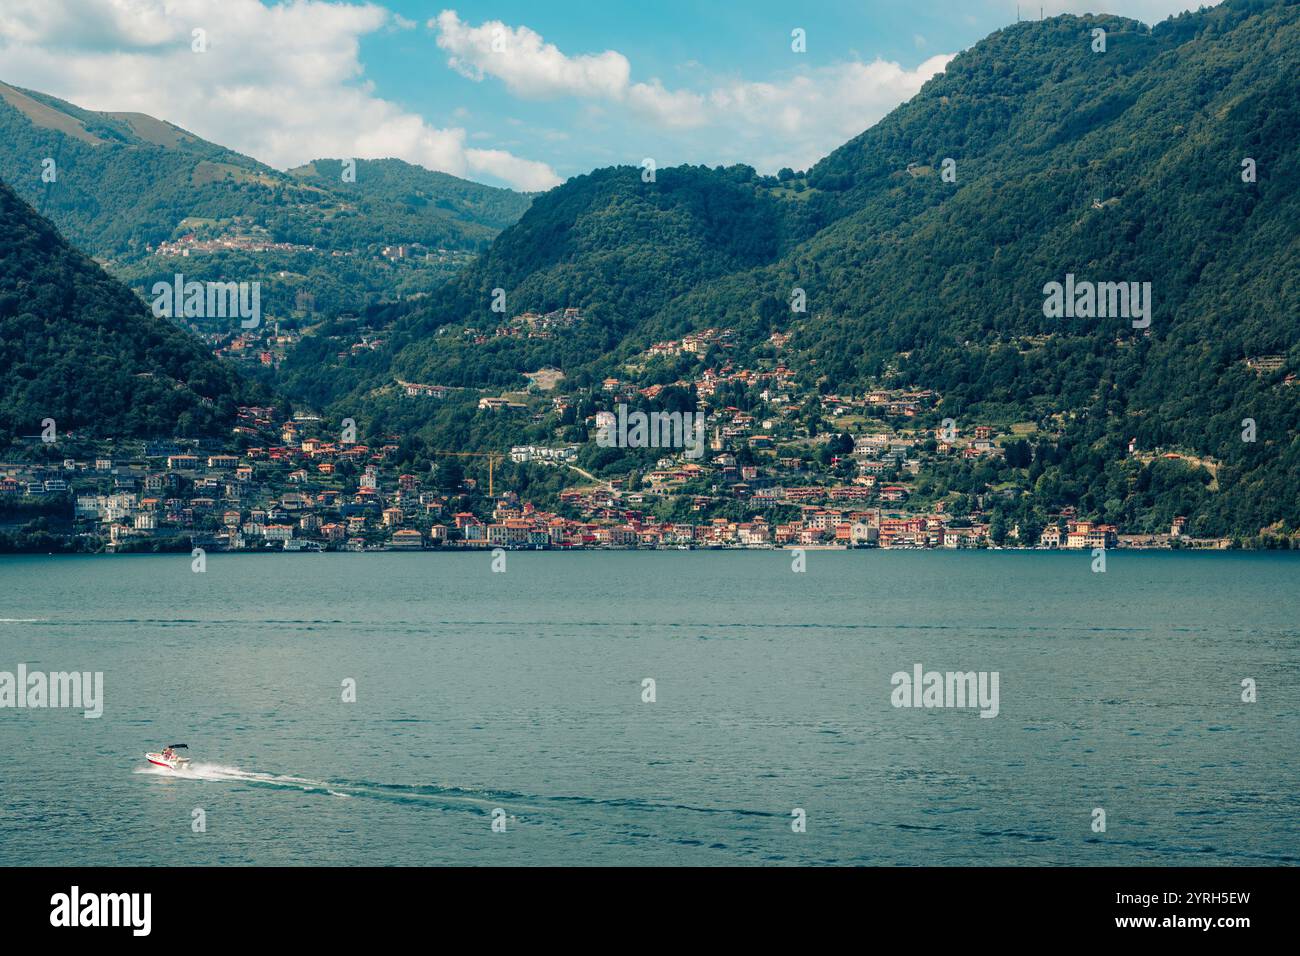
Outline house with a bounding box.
[511,445,579,464]
[1064,522,1117,550]
[404,383,451,399]
[390,529,424,550]
[478,397,525,412]
[943,528,983,549]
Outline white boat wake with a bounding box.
[135,761,350,796]
[135,762,545,811]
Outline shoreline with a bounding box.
[1,545,1293,557]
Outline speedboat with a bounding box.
[145,744,192,771]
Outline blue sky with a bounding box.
[366,0,983,178]
[0,1,1218,190]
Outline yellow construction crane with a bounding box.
[430,450,505,497]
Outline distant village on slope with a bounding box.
[5,306,1287,553]
[3,387,1240,555]
[0,420,1224,553]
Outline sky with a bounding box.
[0,0,1222,191]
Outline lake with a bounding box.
[1,550,1296,865]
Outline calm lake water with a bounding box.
[1,550,1296,866]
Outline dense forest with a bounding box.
[0,180,260,440]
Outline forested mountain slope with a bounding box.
[0,180,258,440]
[347,0,1298,536]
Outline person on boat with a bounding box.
[162,746,175,760]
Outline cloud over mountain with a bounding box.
[0,0,562,190]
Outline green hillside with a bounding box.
[390,163,802,383]
[288,158,533,235]
[333,0,1298,538]
[0,179,258,441]
[0,83,534,319]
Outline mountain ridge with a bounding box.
[0,81,535,323]
[320,0,1299,538]
[0,80,532,254]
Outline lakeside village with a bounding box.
[1,422,1211,553]
[1,315,1240,553]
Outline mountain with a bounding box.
[329,0,1299,539]
[394,163,805,382]
[0,179,258,442]
[287,158,533,236]
[0,82,534,318]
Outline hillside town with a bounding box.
[0,306,1246,552]
[1,391,1231,553]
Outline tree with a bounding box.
[990,511,1008,545]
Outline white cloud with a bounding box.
[429,10,716,129]
[465,148,557,191]
[0,0,561,190]
[625,80,708,130]
[429,10,954,171]
[432,10,629,99]
[708,55,956,167]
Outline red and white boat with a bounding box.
[145,744,192,771]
